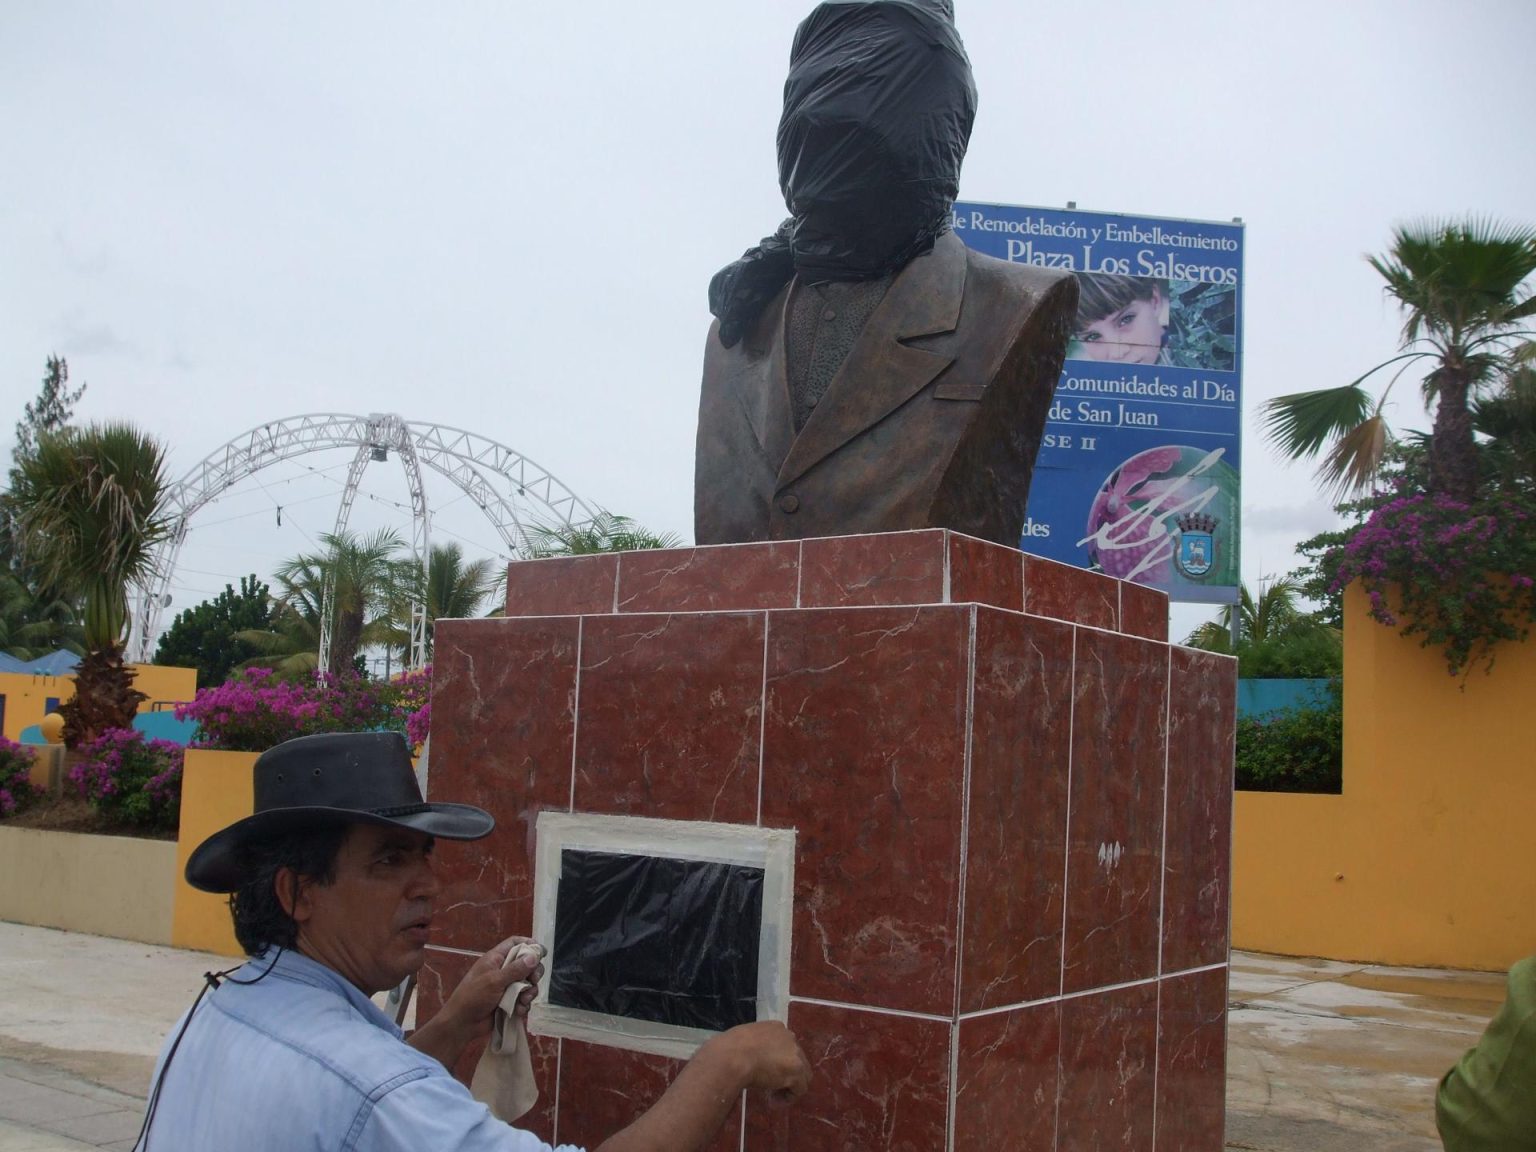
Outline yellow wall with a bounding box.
[1233,582,1536,970]
[0,663,198,743]
[171,748,255,957]
[0,825,177,944]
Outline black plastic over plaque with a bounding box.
[548,849,764,1032]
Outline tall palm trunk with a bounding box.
[1428,359,1479,503]
[59,643,146,746]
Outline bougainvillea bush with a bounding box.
[0,737,38,818]
[68,728,185,832]
[176,666,433,752]
[1330,489,1536,677]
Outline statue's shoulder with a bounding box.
[962,243,1077,305]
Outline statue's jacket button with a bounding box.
[778,493,800,513]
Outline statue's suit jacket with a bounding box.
[695,230,1078,547]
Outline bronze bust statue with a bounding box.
[694,0,1076,548]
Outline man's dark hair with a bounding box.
[228,823,350,956]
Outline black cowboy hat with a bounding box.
[185,731,494,893]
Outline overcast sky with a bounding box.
[4,0,1533,646]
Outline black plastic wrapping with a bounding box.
[710,0,976,346]
[548,849,764,1032]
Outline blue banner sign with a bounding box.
[954,201,1244,605]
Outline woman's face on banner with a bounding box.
[1076,287,1168,365]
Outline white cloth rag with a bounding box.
[469,942,545,1123]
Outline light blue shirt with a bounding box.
[136,948,584,1152]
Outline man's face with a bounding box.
[1076,288,1168,365]
[285,824,440,995]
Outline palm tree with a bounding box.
[1179,580,1339,691]
[1263,219,1536,502]
[1472,362,1536,487]
[519,512,682,558]
[0,569,84,660]
[11,423,173,746]
[236,529,408,678]
[382,542,502,663]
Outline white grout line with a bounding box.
[788,995,952,1024]
[756,611,770,828]
[552,1037,563,1146]
[946,604,978,1152]
[794,540,803,608]
[1151,646,1175,1146]
[569,617,583,811]
[1157,651,1174,980]
[953,960,1230,1022]
[1058,626,1078,1000]
[942,532,952,603]
[1053,625,1079,1152]
[611,554,621,613]
[1152,977,1164,1143]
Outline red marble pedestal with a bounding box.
[420,529,1235,1152]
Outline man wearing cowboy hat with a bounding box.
[138,731,810,1151]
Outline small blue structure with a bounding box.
[1236,678,1333,718]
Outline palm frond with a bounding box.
[1316,414,1391,498]
[1262,384,1376,460]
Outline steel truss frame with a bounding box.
[129,413,597,671]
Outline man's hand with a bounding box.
[705,1021,812,1102]
[595,1021,811,1152]
[444,937,546,1039]
[406,936,544,1072]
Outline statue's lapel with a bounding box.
[742,291,796,470]
[776,232,966,489]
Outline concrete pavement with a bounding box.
[0,921,1501,1149]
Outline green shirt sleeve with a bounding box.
[1436,956,1536,1151]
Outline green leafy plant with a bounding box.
[1234,685,1343,794]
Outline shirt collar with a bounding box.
[246,947,405,1039]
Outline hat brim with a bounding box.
[184,803,495,893]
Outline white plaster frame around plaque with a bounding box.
[528,812,795,1060]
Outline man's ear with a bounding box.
[275,867,312,925]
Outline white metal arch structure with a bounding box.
[318,416,431,677]
[129,413,599,666]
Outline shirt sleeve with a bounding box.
[1436,958,1536,1151]
[353,1070,586,1152]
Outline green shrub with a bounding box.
[1235,684,1343,793]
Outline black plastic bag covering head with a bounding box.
[709,0,976,347]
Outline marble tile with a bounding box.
[573,612,764,824]
[744,1001,950,1152]
[556,1040,740,1152]
[761,605,970,1014]
[1119,581,1170,642]
[1155,967,1229,1152]
[948,533,1026,612]
[798,529,947,608]
[1057,981,1159,1150]
[617,542,801,614]
[1162,648,1238,974]
[1023,555,1119,631]
[429,617,579,951]
[1063,630,1170,993]
[504,554,617,617]
[962,610,1073,1012]
[953,1001,1060,1152]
